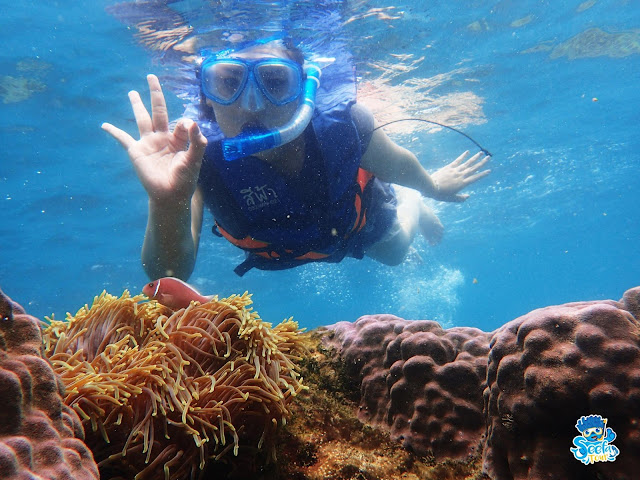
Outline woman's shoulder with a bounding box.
[350,103,375,151]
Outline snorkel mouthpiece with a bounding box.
[222,63,321,161]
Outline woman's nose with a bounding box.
[240,80,266,112]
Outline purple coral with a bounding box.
[324,314,491,459]
[483,287,640,480]
[0,287,98,480]
[324,287,640,480]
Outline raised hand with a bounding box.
[430,151,491,202]
[102,74,207,204]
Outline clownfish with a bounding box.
[142,277,214,310]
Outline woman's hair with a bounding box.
[241,38,305,65]
[198,86,216,121]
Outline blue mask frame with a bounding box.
[201,57,304,106]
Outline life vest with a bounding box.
[198,103,378,276]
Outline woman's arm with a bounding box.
[141,187,204,280]
[102,74,208,280]
[360,117,490,202]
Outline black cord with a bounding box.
[372,118,492,157]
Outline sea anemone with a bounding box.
[42,290,309,480]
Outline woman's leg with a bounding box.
[365,187,443,265]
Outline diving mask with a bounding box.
[200,56,321,161]
[201,57,304,106]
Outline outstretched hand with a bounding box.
[102,74,207,204]
[431,151,491,202]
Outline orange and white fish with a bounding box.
[142,277,213,310]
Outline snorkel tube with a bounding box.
[221,63,321,161]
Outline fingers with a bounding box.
[173,119,191,146]
[459,153,491,188]
[129,89,153,137]
[102,122,135,150]
[187,121,208,167]
[471,154,491,171]
[461,152,489,170]
[189,121,208,151]
[148,74,169,133]
[435,150,491,202]
[172,121,207,184]
[464,169,491,185]
[460,151,483,168]
[450,150,469,167]
[173,118,207,147]
[463,157,491,180]
[172,119,207,173]
[128,75,168,137]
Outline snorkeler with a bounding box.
[102,40,490,279]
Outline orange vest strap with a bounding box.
[356,167,374,190]
[349,167,375,234]
[295,251,332,260]
[217,223,269,250]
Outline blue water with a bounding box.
[1,0,638,332]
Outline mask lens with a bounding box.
[255,62,302,105]
[202,61,248,104]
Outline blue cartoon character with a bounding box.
[577,415,615,442]
[571,415,619,465]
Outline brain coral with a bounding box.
[0,287,99,480]
[323,314,491,460]
[483,286,640,480]
[42,290,308,480]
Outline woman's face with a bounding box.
[207,47,301,138]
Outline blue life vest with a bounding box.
[198,103,378,275]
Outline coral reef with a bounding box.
[483,287,640,480]
[522,28,640,59]
[0,58,50,103]
[42,290,309,480]
[550,27,640,59]
[3,282,640,480]
[322,314,491,460]
[0,287,99,480]
[320,287,640,480]
[0,75,46,103]
[271,334,484,480]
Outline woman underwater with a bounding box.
[102,39,490,279]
